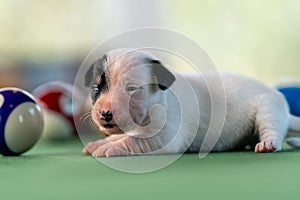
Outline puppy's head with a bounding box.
[85,49,175,136]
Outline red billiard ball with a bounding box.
[33,81,83,140]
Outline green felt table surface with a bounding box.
[1,138,300,200]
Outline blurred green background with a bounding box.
[1,0,300,87]
[1,1,300,200]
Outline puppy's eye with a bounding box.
[91,85,100,103]
[92,85,99,91]
[126,86,139,92]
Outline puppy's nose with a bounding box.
[100,110,113,122]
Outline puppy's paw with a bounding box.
[91,142,130,157]
[82,140,107,155]
[83,135,129,157]
[255,140,281,153]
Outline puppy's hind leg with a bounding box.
[254,93,290,153]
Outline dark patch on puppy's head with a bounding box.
[85,54,109,104]
[147,59,176,90]
[85,54,107,87]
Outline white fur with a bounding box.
[83,50,300,157]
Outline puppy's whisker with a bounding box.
[80,112,92,121]
[80,111,99,131]
[81,111,91,116]
[88,117,99,130]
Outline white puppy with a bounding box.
[83,49,300,157]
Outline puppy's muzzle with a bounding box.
[100,110,113,122]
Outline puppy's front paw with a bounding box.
[91,142,130,157]
[83,135,130,157]
[255,140,281,153]
[82,140,107,155]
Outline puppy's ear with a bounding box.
[149,60,176,90]
[85,55,107,87]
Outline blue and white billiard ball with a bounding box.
[277,86,300,117]
[0,88,44,156]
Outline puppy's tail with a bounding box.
[288,115,300,132]
[286,115,300,148]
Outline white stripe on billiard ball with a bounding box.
[4,102,44,153]
[0,94,4,108]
